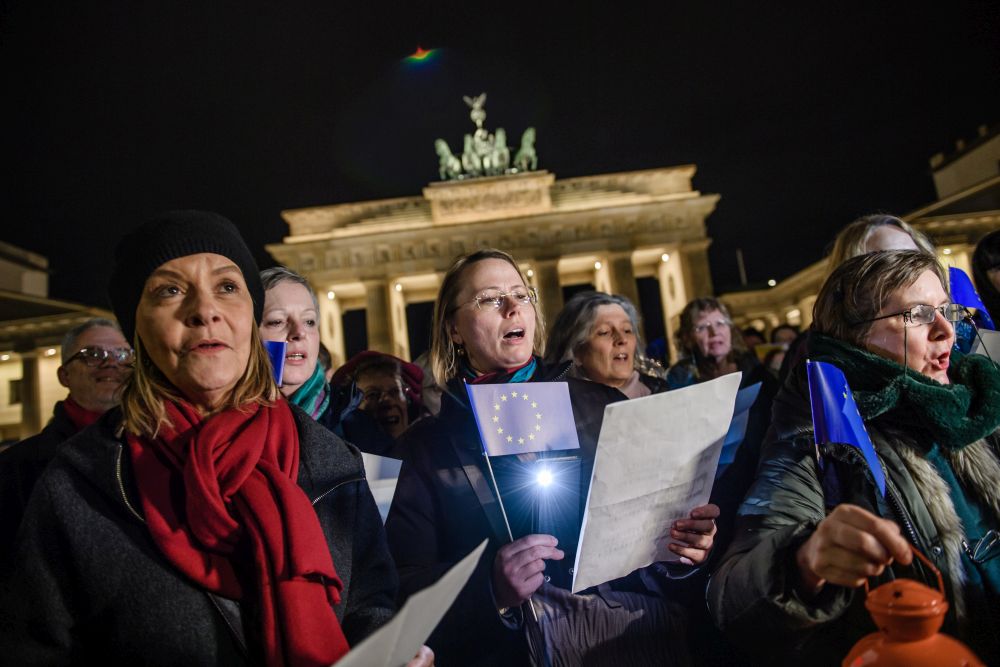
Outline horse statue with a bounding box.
[490,128,510,175]
[435,139,462,180]
[513,126,537,172]
[461,133,483,177]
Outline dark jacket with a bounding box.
[0,404,396,666]
[707,359,1000,664]
[386,366,706,665]
[0,401,79,564]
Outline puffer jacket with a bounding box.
[707,359,1000,664]
[0,404,397,666]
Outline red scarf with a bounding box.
[128,399,349,666]
[62,397,104,432]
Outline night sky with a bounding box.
[2,2,998,308]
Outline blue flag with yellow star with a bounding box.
[465,382,581,456]
[806,360,886,497]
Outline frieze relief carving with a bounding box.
[272,207,701,277]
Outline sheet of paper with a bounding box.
[971,329,1000,361]
[571,373,742,593]
[335,539,488,667]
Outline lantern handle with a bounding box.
[863,544,944,596]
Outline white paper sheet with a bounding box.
[971,329,1000,361]
[571,373,742,593]
[335,539,488,667]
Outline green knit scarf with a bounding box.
[809,333,1000,450]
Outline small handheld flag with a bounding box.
[806,360,886,497]
[264,341,286,386]
[950,266,995,330]
[717,382,762,477]
[466,382,580,457]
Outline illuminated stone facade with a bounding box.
[267,166,720,366]
[0,242,114,441]
[723,128,1000,335]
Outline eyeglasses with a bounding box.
[467,287,538,311]
[693,319,731,335]
[361,387,406,404]
[964,530,1000,564]
[66,346,134,367]
[852,304,968,328]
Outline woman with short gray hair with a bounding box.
[544,291,666,397]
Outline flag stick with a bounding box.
[481,450,540,624]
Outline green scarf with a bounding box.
[808,333,1000,450]
[288,363,331,421]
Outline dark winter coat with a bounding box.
[0,401,79,564]
[0,404,397,666]
[707,358,1000,664]
[386,366,705,665]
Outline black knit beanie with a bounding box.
[109,210,265,344]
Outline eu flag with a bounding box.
[466,382,581,456]
[806,360,886,497]
[950,266,995,330]
[264,341,286,385]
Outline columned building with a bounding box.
[0,242,114,441]
[723,125,1000,334]
[267,166,720,366]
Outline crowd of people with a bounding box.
[0,208,999,666]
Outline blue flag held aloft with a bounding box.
[466,382,580,456]
[264,340,286,386]
[950,266,995,330]
[806,360,886,497]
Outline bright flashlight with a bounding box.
[536,468,554,487]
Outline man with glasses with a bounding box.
[0,318,132,560]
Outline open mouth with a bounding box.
[285,352,306,361]
[613,353,629,362]
[190,341,227,353]
[503,328,525,340]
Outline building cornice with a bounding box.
[268,193,719,284]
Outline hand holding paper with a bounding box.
[572,373,742,592]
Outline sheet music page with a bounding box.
[572,373,741,593]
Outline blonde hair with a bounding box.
[826,214,935,278]
[428,249,545,387]
[120,326,279,438]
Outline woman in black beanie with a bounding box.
[0,210,432,667]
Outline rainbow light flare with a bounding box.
[405,46,437,64]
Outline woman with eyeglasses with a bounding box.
[0,211,432,666]
[328,351,426,442]
[666,297,768,391]
[708,250,1000,664]
[258,267,400,457]
[385,249,716,666]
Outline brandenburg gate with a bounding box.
[267,166,719,366]
[267,95,719,366]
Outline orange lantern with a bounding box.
[843,548,984,666]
